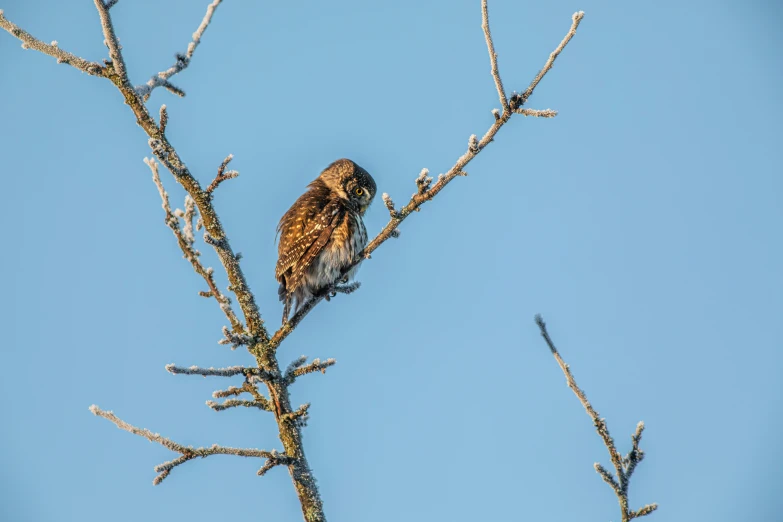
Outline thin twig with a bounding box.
[165,364,259,377]
[0,11,104,76]
[135,0,223,100]
[284,357,336,385]
[268,10,585,351]
[94,0,132,89]
[89,405,278,485]
[481,0,507,109]
[206,154,239,194]
[159,104,169,134]
[514,11,585,108]
[212,385,245,398]
[515,108,558,118]
[146,157,244,332]
[535,315,657,521]
[207,398,273,412]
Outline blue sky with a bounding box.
[1,0,781,521]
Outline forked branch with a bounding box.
[535,315,657,521]
[135,0,224,100]
[267,9,586,352]
[2,2,590,521]
[89,405,284,485]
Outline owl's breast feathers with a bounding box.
[276,180,358,297]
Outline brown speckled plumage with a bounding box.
[276,159,376,323]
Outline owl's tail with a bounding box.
[279,283,291,324]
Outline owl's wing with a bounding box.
[276,198,344,291]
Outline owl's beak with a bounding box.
[360,203,369,215]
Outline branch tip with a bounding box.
[135,0,224,100]
[481,0,507,109]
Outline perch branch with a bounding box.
[94,0,132,89]
[516,108,558,118]
[4,3,588,521]
[535,315,657,522]
[89,405,280,485]
[267,10,585,351]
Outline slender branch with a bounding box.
[217,324,254,350]
[0,10,104,76]
[212,385,245,398]
[594,462,621,494]
[165,364,259,377]
[535,315,657,521]
[159,104,169,134]
[89,405,279,484]
[481,0,507,109]
[281,403,310,427]
[624,421,646,485]
[633,505,659,519]
[284,357,336,385]
[146,157,244,333]
[5,4,589,521]
[257,450,295,476]
[207,398,273,412]
[135,0,223,100]
[206,154,240,194]
[514,11,585,108]
[516,108,558,118]
[267,10,585,351]
[98,2,271,345]
[94,0,132,89]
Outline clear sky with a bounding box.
[1,1,781,521]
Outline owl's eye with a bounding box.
[353,187,364,196]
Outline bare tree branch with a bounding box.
[94,0,132,89]
[135,0,224,100]
[284,356,337,385]
[513,11,585,108]
[207,398,273,412]
[165,364,260,377]
[535,315,657,521]
[516,108,558,118]
[481,0,507,110]
[3,3,592,521]
[146,157,244,333]
[206,154,240,194]
[267,9,585,352]
[89,405,281,484]
[0,10,104,75]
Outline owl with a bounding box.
[276,158,377,323]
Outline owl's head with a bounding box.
[318,158,377,215]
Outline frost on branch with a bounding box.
[1,2,592,520]
[535,315,657,521]
[135,0,224,100]
[89,405,280,485]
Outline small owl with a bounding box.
[276,158,376,323]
